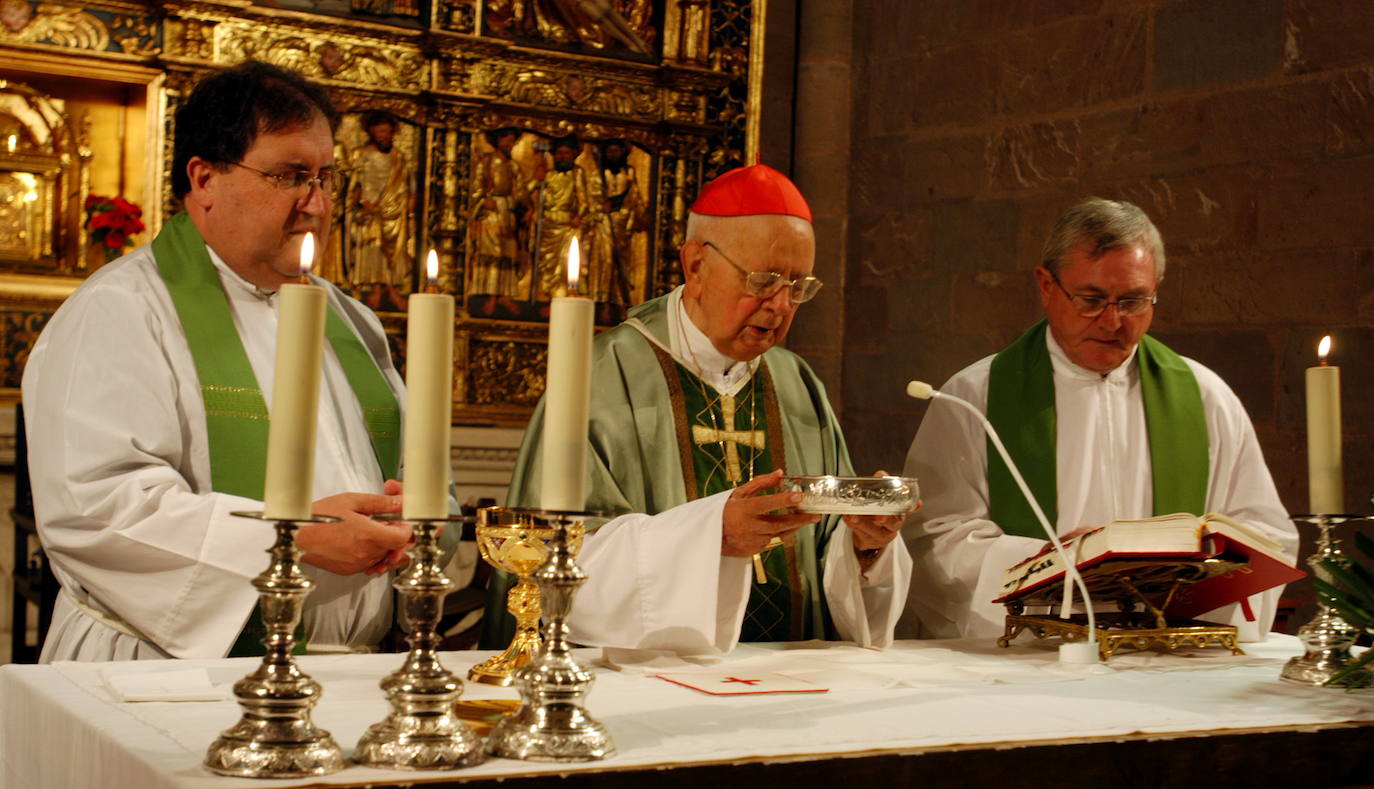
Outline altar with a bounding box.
[2,636,1372,788]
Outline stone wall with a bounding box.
[841,0,1374,513]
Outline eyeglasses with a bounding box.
[702,241,823,304]
[1047,269,1157,317]
[230,162,342,194]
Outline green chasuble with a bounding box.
[985,319,1210,538]
[151,213,401,656]
[479,292,853,649]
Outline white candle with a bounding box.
[541,236,593,511]
[263,233,327,520]
[1306,335,1343,514]
[402,249,454,519]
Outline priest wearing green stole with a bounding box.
[481,165,913,655]
[23,63,423,661]
[900,198,1297,642]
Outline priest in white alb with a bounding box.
[480,164,913,654]
[899,197,1298,641]
[23,63,423,661]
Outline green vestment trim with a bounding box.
[151,212,402,655]
[479,293,851,649]
[986,319,1210,538]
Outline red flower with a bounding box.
[89,210,117,230]
[84,194,101,210]
[102,230,126,250]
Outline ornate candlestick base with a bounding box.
[205,513,346,778]
[468,507,585,687]
[355,515,486,770]
[488,510,615,762]
[1281,514,1370,687]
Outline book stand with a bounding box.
[997,559,1245,660]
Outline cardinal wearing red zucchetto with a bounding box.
[481,164,914,654]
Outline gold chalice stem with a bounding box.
[468,574,544,686]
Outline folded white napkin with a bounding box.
[103,668,227,702]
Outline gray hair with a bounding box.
[1040,198,1166,279]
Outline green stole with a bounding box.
[986,320,1209,538]
[151,213,401,655]
[666,359,805,643]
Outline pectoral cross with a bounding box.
[690,393,765,485]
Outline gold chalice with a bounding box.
[468,507,585,686]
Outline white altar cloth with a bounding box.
[2,636,1371,788]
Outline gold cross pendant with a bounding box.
[751,536,784,583]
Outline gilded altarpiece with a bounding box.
[0,0,766,423]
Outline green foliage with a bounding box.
[1313,531,1374,688]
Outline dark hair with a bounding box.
[172,61,340,199]
[361,109,398,131]
[483,126,522,147]
[552,135,580,153]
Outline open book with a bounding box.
[992,513,1303,617]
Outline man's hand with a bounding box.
[297,479,413,576]
[846,470,921,569]
[721,469,817,557]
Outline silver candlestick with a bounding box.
[205,513,346,778]
[488,509,615,761]
[1281,514,1369,687]
[355,515,486,770]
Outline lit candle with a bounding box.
[402,249,454,519]
[263,233,327,520]
[541,236,593,511]
[1306,335,1343,514]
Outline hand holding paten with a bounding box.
[721,469,818,557]
[298,480,413,575]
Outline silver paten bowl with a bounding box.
[782,475,920,516]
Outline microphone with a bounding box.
[908,380,1099,663]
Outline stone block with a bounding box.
[851,135,911,214]
[900,134,989,202]
[1153,0,1283,91]
[794,61,852,155]
[799,0,853,58]
[1111,167,1262,253]
[947,271,1041,336]
[1256,156,1374,250]
[1149,327,1276,422]
[1199,81,1328,168]
[1325,67,1374,157]
[845,285,891,352]
[930,199,1022,273]
[906,44,999,130]
[883,277,953,340]
[993,11,1148,117]
[987,121,1082,193]
[1285,0,1374,74]
[1172,250,1361,328]
[853,208,933,285]
[841,410,923,480]
[809,215,847,284]
[794,151,850,218]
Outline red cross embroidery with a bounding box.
[722,676,761,685]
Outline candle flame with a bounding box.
[1318,335,1333,362]
[299,232,315,278]
[566,236,581,294]
[5,135,15,153]
[426,248,439,283]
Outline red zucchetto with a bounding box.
[689,163,812,222]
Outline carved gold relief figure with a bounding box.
[586,138,645,304]
[468,127,530,299]
[529,135,589,301]
[346,110,413,305]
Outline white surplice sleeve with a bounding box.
[567,491,748,653]
[1190,360,1300,641]
[23,254,271,660]
[824,521,913,648]
[568,492,912,653]
[898,358,1043,639]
